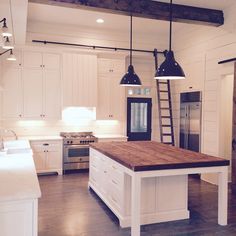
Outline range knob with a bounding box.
[67,140,70,144]
[70,141,73,144]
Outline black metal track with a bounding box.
[218,57,236,65]
[0,49,11,56]
[32,40,165,55]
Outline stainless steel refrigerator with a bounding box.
[180,91,202,152]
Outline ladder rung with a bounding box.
[160,99,169,101]
[161,116,171,118]
[158,82,168,84]
[163,142,173,145]
[160,107,170,110]
[159,90,168,93]
[162,125,171,127]
[162,133,172,136]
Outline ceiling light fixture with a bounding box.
[154,0,185,80]
[7,49,16,61]
[120,15,141,86]
[0,49,16,61]
[2,36,14,50]
[0,18,12,37]
[96,18,104,24]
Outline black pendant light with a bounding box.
[120,15,141,86]
[154,0,185,80]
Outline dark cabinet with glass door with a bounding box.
[127,97,152,141]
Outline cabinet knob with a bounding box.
[19,114,22,117]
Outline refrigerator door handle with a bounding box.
[232,138,236,151]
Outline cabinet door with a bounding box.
[0,201,33,236]
[2,68,23,118]
[33,151,46,171]
[109,75,125,120]
[111,59,125,75]
[97,76,110,119]
[46,150,62,170]
[44,70,61,119]
[23,51,42,68]
[22,69,43,118]
[98,58,111,75]
[43,53,60,70]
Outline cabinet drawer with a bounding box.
[90,166,100,186]
[30,141,61,152]
[108,184,123,211]
[90,155,100,169]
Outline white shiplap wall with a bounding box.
[172,3,236,184]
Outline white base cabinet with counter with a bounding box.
[30,139,63,175]
[89,148,189,227]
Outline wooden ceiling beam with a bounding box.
[29,0,224,27]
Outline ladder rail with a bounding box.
[154,49,163,143]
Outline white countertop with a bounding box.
[95,134,128,139]
[19,136,63,141]
[0,154,41,202]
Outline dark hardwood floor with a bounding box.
[38,173,236,236]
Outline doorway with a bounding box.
[127,97,152,141]
[220,74,233,182]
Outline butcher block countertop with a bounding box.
[90,141,230,172]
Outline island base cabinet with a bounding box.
[0,199,38,236]
[89,148,189,228]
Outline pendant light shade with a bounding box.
[2,36,14,50]
[7,49,16,61]
[120,65,141,86]
[155,51,185,80]
[155,0,185,80]
[1,18,12,37]
[120,15,141,86]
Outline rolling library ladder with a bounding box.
[154,49,175,146]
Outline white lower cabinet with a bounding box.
[30,140,63,175]
[89,148,189,228]
[0,199,38,236]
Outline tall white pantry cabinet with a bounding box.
[2,50,61,119]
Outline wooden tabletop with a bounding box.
[90,141,230,172]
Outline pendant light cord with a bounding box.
[130,14,133,66]
[169,0,173,52]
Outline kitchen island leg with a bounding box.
[218,166,228,226]
[131,174,141,236]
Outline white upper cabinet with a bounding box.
[63,53,97,107]
[97,57,126,120]
[2,68,23,119]
[2,50,62,120]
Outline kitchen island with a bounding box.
[89,141,229,236]
[0,142,41,236]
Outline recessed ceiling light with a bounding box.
[96,18,104,24]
